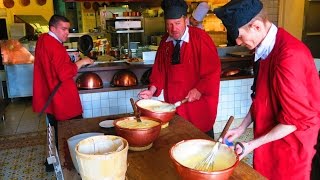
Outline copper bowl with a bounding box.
[114,116,162,151]
[76,72,103,89]
[136,99,176,128]
[111,70,138,87]
[170,139,240,180]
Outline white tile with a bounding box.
[220,81,228,88]
[109,91,118,98]
[92,108,102,117]
[101,107,110,116]
[227,108,234,116]
[92,100,101,109]
[109,107,119,115]
[234,93,241,101]
[233,86,241,94]
[228,80,235,87]
[125,90,134,98]
[109,98,118,107]
[235,107,241,116]
[220,87,228,95]
[221,102,229,109]
[241,106,248,113]
[241,79,248,86]
[234,100,241,108]
[82,101,92,110]
[119,106,127,114]
[240,100,248,108]
[92,93,100,100]
[220,94,228,102]
[226,87,235,94]
[101,99,109,108]
[227,94,234,102]
[118,97,127,106]
[100,92,109,100]
[117,91,126,98]
[83,109,92,118]
[82,93,92,102]
[127,105,134,113]
[241,93,248,100]
[234,80,242,86]
[241,86,248,93]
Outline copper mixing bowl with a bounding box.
[170,139,240,180]
[76,72,103,89]
[111,70,138,87]
[136,99,176,128]
[114,116,162,151]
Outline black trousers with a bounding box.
[47,113,83,150]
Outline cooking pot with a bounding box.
[111,70,138,87]
[170,139,244,180]
[76,72,103,89]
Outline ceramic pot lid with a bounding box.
[78,35,93,56]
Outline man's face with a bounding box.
[235,24,261,50]
[51,21,70,42]
[165,17,187,40]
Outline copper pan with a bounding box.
[76,72,103,89]
[36,0,46,6]
[3,0,14,8]
[20,0,30,6]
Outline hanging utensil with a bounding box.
[195,116,234,171]
[130,98,142,122]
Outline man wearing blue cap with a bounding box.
[139,0,221,138]
[214,0,320,179]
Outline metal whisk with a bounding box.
[195,116,234,171]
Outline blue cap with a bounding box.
[214,0,263,41]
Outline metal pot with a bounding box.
[111,70,138,87]
[76,72,103,89]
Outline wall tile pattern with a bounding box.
[80,78,253,133]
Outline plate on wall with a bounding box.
[99,120,115,128]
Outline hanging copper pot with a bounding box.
[83,2,91,9]
[76,72,103,90]
[36,0,46,6]
[3,0,14,8]
[20,0,30,6]
[111,70,138,87]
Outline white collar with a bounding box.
[166,26,189,45]
[48,31,62,43]
[254,23,277,61]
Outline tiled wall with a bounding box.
[80,78,253,133]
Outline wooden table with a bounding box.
[58,114,266,180]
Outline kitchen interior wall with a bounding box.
[79,78,253,133]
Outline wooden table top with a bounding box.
[58,114,266,180]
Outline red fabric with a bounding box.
[251,28,320,179]
[149,26,221,132]
[32,33,82,121]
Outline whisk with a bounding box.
[195,116,234,171]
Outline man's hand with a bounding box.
[186,88,201,102]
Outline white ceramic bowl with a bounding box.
[67,132,103,173]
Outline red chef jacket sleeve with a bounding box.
[273,49,319,130]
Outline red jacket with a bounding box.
[252,28,320,179]
[33,33,82,120]
[149,26,221,132]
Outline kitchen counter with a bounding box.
[58,114,266,180]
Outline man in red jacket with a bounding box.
[215,0,320,179]
[33,15,93,171]
[139,0,221,138]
